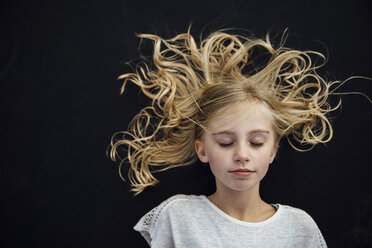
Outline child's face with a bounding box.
[195,101,277,193]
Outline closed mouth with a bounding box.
[229,169,254,173]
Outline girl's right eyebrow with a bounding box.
[212,131,235,136]
[212,129,270,135]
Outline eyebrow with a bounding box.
[212,129,270,135]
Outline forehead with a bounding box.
[207,101,274,134]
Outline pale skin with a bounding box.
[195,101,278,223]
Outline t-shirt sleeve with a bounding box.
[133,207,157,245]
[133,196,180,247]
[298,209,328,248]
[282,205,328,247]
[311,221,327,248]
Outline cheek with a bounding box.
[259,152,274,164]
[208,153,222,169]
[255,150,274,175]
[206,149,229,174]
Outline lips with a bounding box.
[230,169,253,172]
[229,169,254,176]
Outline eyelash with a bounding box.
[219,143,233,147]
[219,142,263,148]
[251,142,263,147]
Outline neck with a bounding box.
[208,183,276,222]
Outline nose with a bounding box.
[233,142,250,163]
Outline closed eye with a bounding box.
[250,142,263,147]
[219,143,233,147]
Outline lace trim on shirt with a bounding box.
[315,224,327,247]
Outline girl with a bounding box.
[109,29,338,247]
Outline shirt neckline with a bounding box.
[200,195,282,227]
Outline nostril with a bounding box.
[234,144,250,162]
[234,154,250,162]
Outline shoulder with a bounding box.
[135,194,202,227]
[150,194,205,217]
[276,204,327,247]
[275,204,318,229]
[133,194,205,245]
[160,194,204,207]
[278,204,318,227]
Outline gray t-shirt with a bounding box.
[134,194,327,248]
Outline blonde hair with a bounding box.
[109,29,343,194]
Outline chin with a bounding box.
[229,183,257,192]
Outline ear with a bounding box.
[269,142,279,164]
[195,140,209,163]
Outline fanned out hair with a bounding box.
[109,29,343,194]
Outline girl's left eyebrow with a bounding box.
[212,129,270,135]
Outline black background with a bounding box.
[1,0,372,247]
